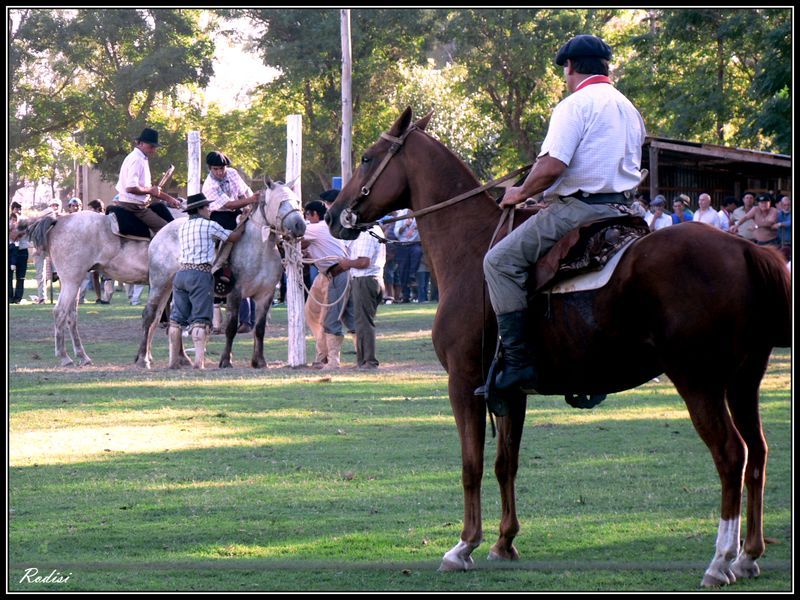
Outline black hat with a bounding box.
[319,189,340,204]
[206,151,231,167]
[555,34,612,66]
[756,193,774,204]
[136,128,160,146]
[184,192,211,212]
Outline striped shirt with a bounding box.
[178,216,231,265]
[202,169,253,213]
[347,225,386,278]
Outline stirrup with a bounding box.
[474,356,514,417]
[565,393,607,409]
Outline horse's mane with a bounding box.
[25,215,57,253]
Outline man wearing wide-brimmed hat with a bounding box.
[114,127,183,232]
[168,192,246,369]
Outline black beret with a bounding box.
[319,189,340,203]
[555,34,612,66]
[206,151,231,167]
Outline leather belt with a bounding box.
[180,263,212,272]
[560,191,632,204]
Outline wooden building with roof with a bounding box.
[642,136,791,208]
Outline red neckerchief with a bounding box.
[574,75,612,92]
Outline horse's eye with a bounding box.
[361,155,371,164]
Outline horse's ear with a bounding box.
[388,107,413,137]
[415,110,434,131]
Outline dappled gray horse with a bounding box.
[23,208,177,367]
[134,180,306,369]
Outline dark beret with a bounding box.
[206,151,231,167]
[319,189,340,203]
[555,34,612,66]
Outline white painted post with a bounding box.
[340,9,353,185]
[187,131,201,195]
[285,115,306,367]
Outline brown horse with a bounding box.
[326,108,791,586]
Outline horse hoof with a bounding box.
[438,556,474,572]
[488,545,520,561]
[702,568,735,587]
[59,358,75,367]
[732,556,760,579]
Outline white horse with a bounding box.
[24,207,178,366]
[134,180,306,369]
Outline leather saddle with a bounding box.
[107,203,175,241]
[530,215,650,295]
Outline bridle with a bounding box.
[257,183,303,237]
[339,125,532,231]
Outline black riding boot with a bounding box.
[494,310,537,392]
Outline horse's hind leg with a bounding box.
[136,285,171,368]
[54,279,89,366]
[675,379,747,587]
[726,352,771,580]
[488,392,527,562]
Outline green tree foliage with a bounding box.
[235,8,438,193]
[615,8,791,153]
[7,9,791,202]
[8,8,214,195]
[441,9,618,170]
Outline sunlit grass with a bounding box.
[6,298,792,591]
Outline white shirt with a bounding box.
[347,225,386,278]
[646,213,673,231]
[115,147,151,204]
[717,209,732,232]
[303,220,347,270]
[539,82,646,197]
[693,207,723,229]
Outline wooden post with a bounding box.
[648,144,659,203]
[187,131,201,196]
[340,9,353,185]
[285,115,306,367]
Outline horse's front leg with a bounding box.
[439,375,487,572]
[488,392,527,562]
[250,294,273,369]
[218,291,242,368]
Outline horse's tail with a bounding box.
[25,215,57,254]
[746,244,791,348]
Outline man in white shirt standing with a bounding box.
[114,128,182,232]
[693,193,722,229]
[339,225,386,369]
[302,200,351,370]
[482,34,646,396]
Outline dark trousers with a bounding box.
[9,247,29,302]
[171,270,214,327]
[395,242,422,301]
[351,276,383,367]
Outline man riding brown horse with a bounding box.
[483,34,646,399]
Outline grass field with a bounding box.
[7,293,793,592]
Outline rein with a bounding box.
[342,124,532,230]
